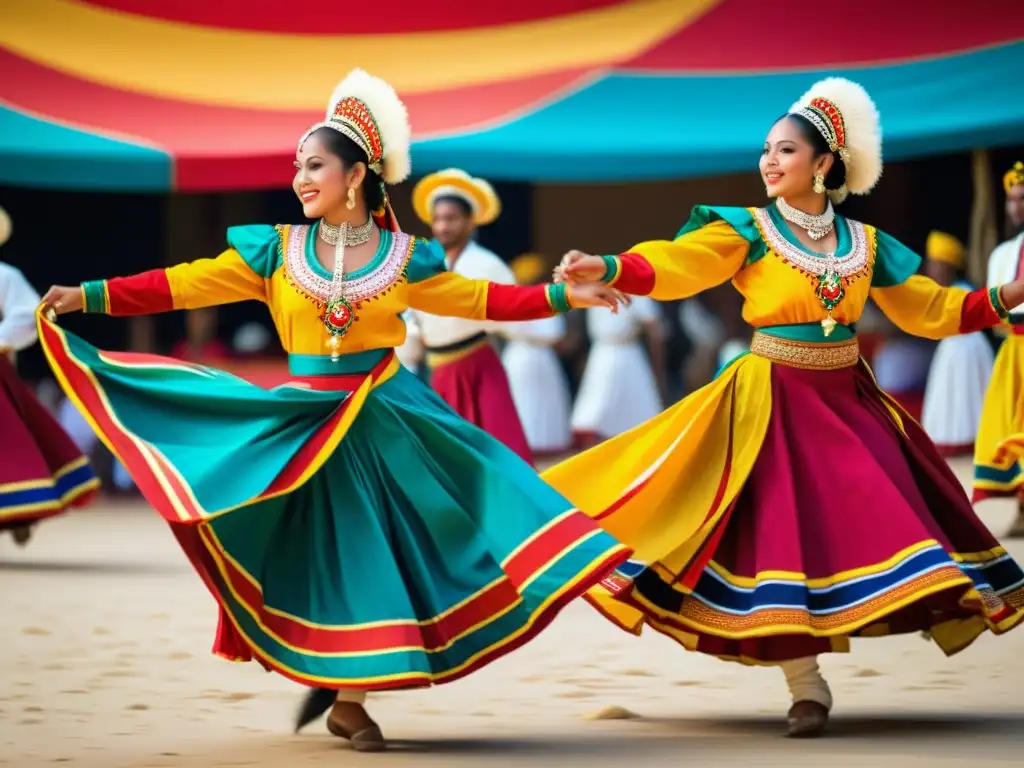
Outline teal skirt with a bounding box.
[40,317,629,690]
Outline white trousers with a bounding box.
[779,656,832,710]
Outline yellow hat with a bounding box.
[926,230,965,269]
[510,253,547,285]
[0,207,10,247]
[412,168,501,226]
[1004,161,1024,195]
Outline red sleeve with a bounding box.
[612,253,656,295]
[959,287,1006,334]
[107,270,175,316]
[484,283,556,321]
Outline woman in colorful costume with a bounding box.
[920,231,994,456]
[973,161,1024,533]
[545,78,1024,738]
[0,207,98,546]
[39,69,630,753]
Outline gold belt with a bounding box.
[425,337,489,368]
[749,331,860,370]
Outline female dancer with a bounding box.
[0,208,98,545]
[39,69,629,752]
[546,78,1024,738]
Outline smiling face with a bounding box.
[760,117,832,200]
[293,132,351,220]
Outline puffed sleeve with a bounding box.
[0,262,42,351]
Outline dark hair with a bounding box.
[308,126,386,212]
[433,195,473,218]
[778,114,848,191]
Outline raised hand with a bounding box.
[553,250,607,284]
[40,286,83,316]
[566,282,624,313]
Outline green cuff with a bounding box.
[81,280,109,314]
[545,283,572,313]
[990,286,1010,319]
[599,255,621,284]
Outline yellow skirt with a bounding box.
[973,335,1024,501]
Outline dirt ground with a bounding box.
[2,457,1023,767]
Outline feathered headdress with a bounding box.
[299,68,411,186]
[789,77,882,204]
[1004,161,1024,195]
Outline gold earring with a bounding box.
[813,173,825,194]
[346,187,356,210]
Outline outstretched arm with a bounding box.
[559,213,751,301]
[869,230,1023,339]
[405,240,622,321]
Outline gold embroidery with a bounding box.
[749,331,859,370]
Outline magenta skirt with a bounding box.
[429,340,533,465]
[0,356,98,529]
[619,362,1024,663]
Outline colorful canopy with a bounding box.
[1,0,1022,191]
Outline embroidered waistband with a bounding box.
[750,331,859,370]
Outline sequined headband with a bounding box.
[1004,161,1024,194]
[793,97,850,164]
[299,96,385,174]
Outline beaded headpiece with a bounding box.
[298,68,411,186]
[789,78,882,204]
[1004,161,1024,194]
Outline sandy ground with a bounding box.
[2,457,1024,767]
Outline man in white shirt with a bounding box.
[408,169,532,464]
[0,207,98,546]
[974,161,1024,534]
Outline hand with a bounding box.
[566,282,624,313]
[1000,280,1024,313]
[40,286,84,316]
[553,250,607,284]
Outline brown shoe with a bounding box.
[787,700,829,738]
[326,702,385,753]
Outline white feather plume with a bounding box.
[790,77,882,198]
[326,68,412,185]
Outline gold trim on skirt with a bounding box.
[750,332,860,371]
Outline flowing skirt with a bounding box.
[40,315,629,689]
[974,334,1024,501]
[429,339,533,465]
[544,352,1024,664]
[0,355,98,530]
[921,332,994,455]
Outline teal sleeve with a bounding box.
[225,224,283,279]
[677,205,767,264]
[871,229,923,287]
[405,238,447,284]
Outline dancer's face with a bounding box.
[293,132,362,221]
[760,117,831,200]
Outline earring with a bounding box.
[813,173,825,194]
[346,187,356,210]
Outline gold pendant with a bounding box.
[821,314,837,337]
[326,333,343,362]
